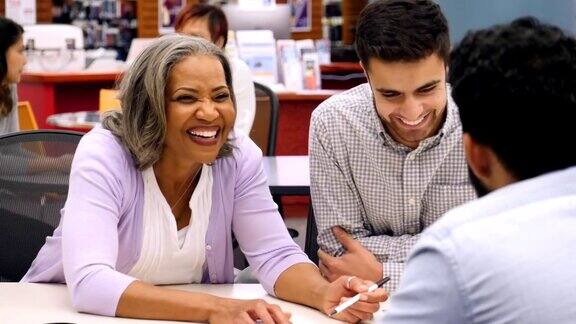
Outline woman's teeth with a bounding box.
[187,130,218,138]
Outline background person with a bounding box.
[0,17,26,134]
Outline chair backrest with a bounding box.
[0,130,83,282]
[99,89,121,113]
[17,101,38,131]
[249,82,279,156]
[304,204,319,265]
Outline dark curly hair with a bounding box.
[0,17,24,118]
[449,17,576,181]
[355,0,450,69]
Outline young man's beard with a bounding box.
[468,167,490,197]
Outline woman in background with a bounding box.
[0,17,27,134]
[175,3,256,136]
[0,17,72,174]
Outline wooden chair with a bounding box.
[99,89,121,113]
[17,101,38,131]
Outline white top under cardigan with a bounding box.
[128,165,213,285]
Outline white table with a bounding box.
[262,155,310,195]
[0,283,388,323]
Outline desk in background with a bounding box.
[274,90,339,155]
[18,71,120,129]
[320,62,366,90]
[17,65,354,130]
[263,155,309,195]
[23,70,340,156]
[0,283,389,323]
[263,155,311,245]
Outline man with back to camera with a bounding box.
[382,17,576,323]
[309,0,476,291]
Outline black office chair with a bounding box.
[304,204,319,265]
[233,83,298,270]
[249,81,279,156]
[248,82,290,217]
[0,130,83,281]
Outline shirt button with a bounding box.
[407,226,418,234]
[407,154,415,161]
[408,198,416,206]
[205,245,212,251]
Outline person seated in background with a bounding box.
[309,0,476,291]
[175,3,256,136]
[0,17,71,175]
[382,17,576,323]
[0,17,26,135]
[22,35,386,323]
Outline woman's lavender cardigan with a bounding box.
[22,127,311,316]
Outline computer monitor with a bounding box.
[222,4,291,40]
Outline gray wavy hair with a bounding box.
[102,34,235,170]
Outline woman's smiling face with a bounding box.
[162,55,235,164]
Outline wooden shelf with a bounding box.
[342,0,368,45]
[320,62,362,74]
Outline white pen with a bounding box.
[329,276,390,317]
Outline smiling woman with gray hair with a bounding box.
[21,34,386,323]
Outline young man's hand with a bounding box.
[318,227,384,283]
[318,275,388,323]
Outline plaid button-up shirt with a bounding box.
[309,83,476,291]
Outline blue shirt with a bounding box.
[382,166,576,324]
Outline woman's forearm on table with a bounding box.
[273,263,328,311]
[116,281,223,322]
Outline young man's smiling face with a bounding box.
[365,53,448,149]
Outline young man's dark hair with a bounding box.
[449,16,576,182]
[355,0,450,68]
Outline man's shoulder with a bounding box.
[423,168,576,248]
[312,83,373,121]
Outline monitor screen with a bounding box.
[222,4,291,40]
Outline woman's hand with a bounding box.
[318,276,388,323]
[209,298,292,324]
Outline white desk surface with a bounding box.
[262,156,310,188]
[0,283,388,323]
